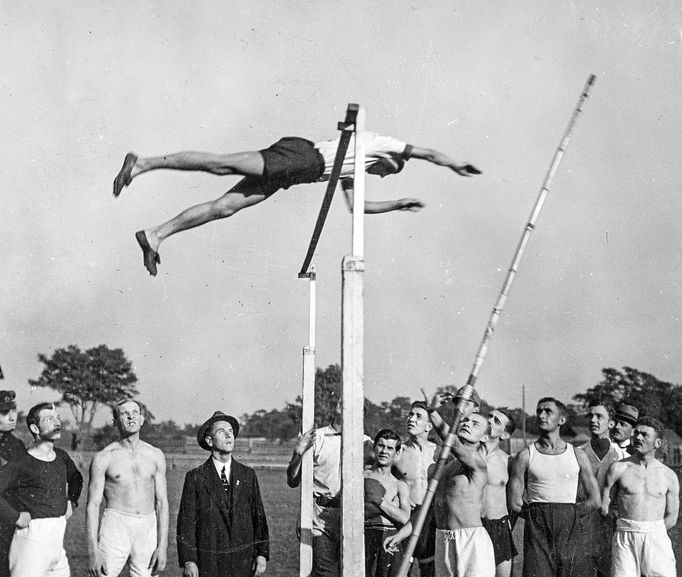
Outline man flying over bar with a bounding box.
[112,131,481,275]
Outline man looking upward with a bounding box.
[0,403,83,577]
[86,399,169,577]
[386,414,496,577]
[601,417,679,577]
[480,408,518,577]
[508,397,600,577]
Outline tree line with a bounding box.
[25,345,682,447]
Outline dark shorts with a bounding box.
[482,515,518,565]
[258,137,325,196]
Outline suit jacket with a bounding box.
[177,457,270,577]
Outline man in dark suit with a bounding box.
[177,412,269,577]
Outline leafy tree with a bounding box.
[29,345,139,449]
[573,366,682,435]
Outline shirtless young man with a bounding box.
[364,429,411,577]
[508,397,600,577]
[480,408,517,577]
[601,417,679,577]
[391,401,439,576]
[113,132,481,275]
[86,399,169,577]
[385,414,496,577]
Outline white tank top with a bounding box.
[527,442,580,504]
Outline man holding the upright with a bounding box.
[508,397,600,577]
[86,399,169,577]
[0,402,83,577]
[602,417,679,577]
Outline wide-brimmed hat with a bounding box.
[614,404,639,427]
[197,411,240,451]
[0,391,17,412]
[454,385,481,407]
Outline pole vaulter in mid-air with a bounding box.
[112,130,481,275]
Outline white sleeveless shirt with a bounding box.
[527,442,580,504]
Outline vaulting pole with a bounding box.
[299,265,316,577]
[396,74,597,577]
[341,105,366,577]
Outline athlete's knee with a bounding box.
[211,199,239,219]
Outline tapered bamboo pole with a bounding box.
[396,74,597,577]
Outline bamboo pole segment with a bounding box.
[299,265,316,577]
[299,105,360,278]
[396,74,597,577]
[341,105,366,577]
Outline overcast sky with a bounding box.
[2,1,682,426]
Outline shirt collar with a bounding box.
[212,456,232,478]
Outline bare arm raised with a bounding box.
[341,179,424,215]
[286,428,316,488]
[408,146,481,177]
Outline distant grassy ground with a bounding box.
[65,456,682,576]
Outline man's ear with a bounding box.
[205,436,213,448]
[559,415,567,426]
[425,421,433,433]
[500,430,511,441]
[654,437,663,450]
[29,423,39,437]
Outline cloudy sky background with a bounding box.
[2,1,682,426]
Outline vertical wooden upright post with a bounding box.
[299,265,317,577]
[341,105,366,577]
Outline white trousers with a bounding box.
[98,509,157,577]
[9,516,69,577]
[612,518,676,577]
[434,527,495,577]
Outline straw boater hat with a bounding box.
[197,411,240,451]
[614,404,639,427]
[0,391,17,412]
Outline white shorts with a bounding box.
[9,516,68,577]
[612,518,676,577]
[98,509,157,577]
[435,527,495,577]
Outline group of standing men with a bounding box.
[288,392,679,577]
[0,393,269,577]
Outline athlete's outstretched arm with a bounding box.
[408,146,481,177]
[341,179,424,214]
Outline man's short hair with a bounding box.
[373,428,402,451]
[537,397,566,416]
[26,402,54,432]
[410,401,429,413]
[588,400,615,419]
[494,408,517,435]
[636,417,665,440]
[112,398,142,421]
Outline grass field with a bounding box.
[64,457,682,576]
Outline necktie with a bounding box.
[221,466,230,493]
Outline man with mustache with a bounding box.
[0,403,83,577]
[611,404,639,460]
[601,417,679,577]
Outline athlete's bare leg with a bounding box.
[113,150,265,196]
[135,177,269,275]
